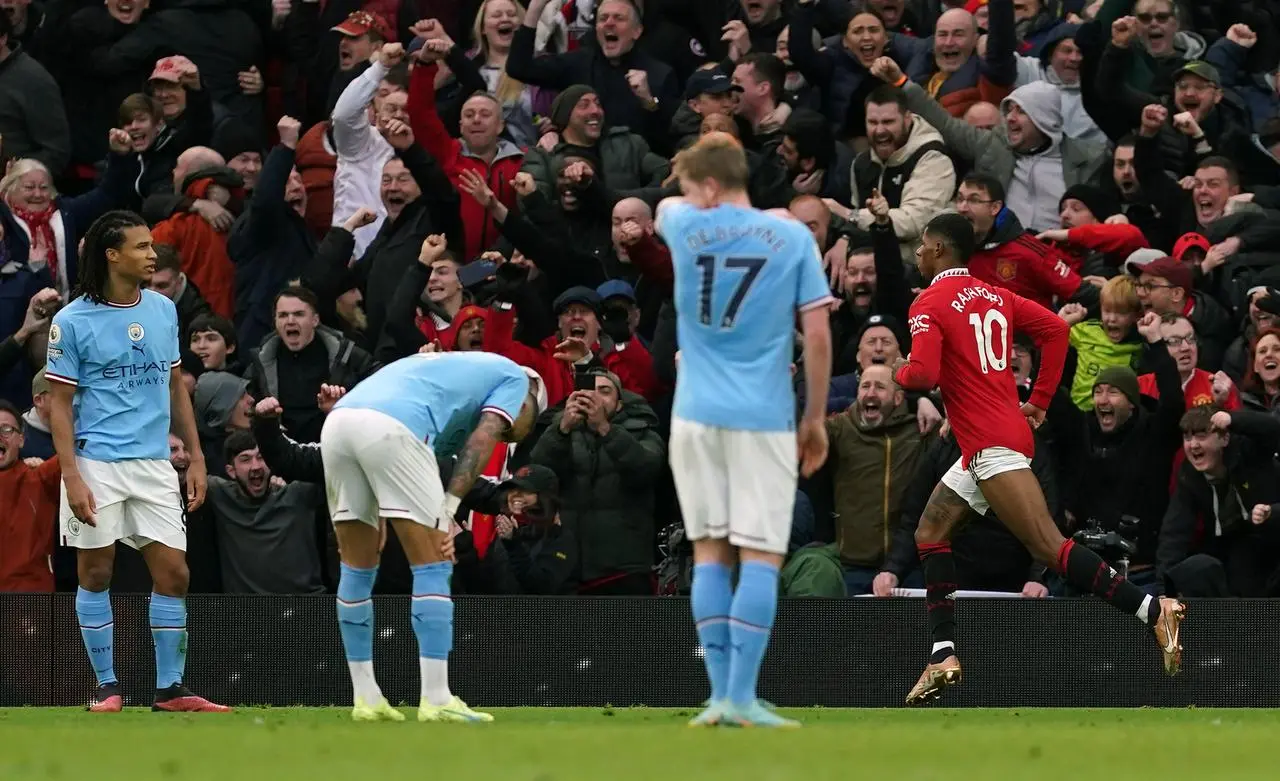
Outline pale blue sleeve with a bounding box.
[44,312,81,387]
[480,367,531,426]
[163,298,181,367]
[794,227,835,311]
[655,199,693,243]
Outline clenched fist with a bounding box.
[1140,104,1167,137]
[380,118,414,150]
[1111,16,1137,48]
[277,115,302,149]
[510,172,536,197]
[343,206,379,232]
[1227,24,1258,49]
[107,128,132,155]
[625,69,652,102]
[379,42,405,68]
[419,234,448,264]
[870,56,903,84]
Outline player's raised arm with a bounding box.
[170,365,207,511]
[1009,293,1070,412]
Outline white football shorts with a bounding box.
[59,458,185,551]
[941,446,1033,516]
[320,407,446,530]
[669,416,797,555]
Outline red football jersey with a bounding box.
[895,267,1070,466]
[1137,368,1241,411]
[967,235,1082,310]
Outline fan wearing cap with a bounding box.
[508,0,679,152]
[1034,184,1148,277]
[670,68,743,150]
[147,56,208,129]
[1124,249,1233,370]
[329,23,406,257]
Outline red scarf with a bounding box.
[14,205,58,286]
[469,442,511,558]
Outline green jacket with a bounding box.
[825,400,932,568]
[781,543,846,597]
[1067,320,1142,410]
[528,390,666,584]
[521,126,671,207]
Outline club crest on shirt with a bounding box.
[67,519,81,537]
[128,323,145,342]
[48,324,61,344]
[996,259,1017,281]
[1190,393,1213,407]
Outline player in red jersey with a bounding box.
[893,214,1186,705]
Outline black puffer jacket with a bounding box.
[529,390,666,585]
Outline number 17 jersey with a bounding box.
[657,201,833,433]
[894,268,1069,467]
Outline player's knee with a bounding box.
[78,561,113,592]
[151,560,190,597]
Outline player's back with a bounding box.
[335,351,528,458]
[45,289,180,462]
[917,269,1031,459]
[657,201,831,432]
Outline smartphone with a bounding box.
[457,259,499,288]
[574,372,595,392]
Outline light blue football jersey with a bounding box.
[657,200,832,432]
[334,351,530,459]
[45,289,181,462]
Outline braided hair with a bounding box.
[75,210,150,305]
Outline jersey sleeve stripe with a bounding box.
[44,371,78,386]
[170,360,182,369]
[481,406,515,425]
[798,294,836,313]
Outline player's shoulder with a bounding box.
[655,197,695,234]
[140,289,178,318]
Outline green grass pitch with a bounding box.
[3,707,1277,780]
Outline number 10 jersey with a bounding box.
[657,200,833,433]
[895,267,1069,468]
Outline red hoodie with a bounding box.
[407,63,525,261]
[1058,223,1150,273]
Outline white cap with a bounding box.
[1122,247,1169,276]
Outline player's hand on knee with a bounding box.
[1021,581,1049,599]
[65,474,98,526]
[872,571,898,597]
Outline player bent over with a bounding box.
[319,346,541,722]
[656,133,834,728]
[47,211,226,712]
[894,214,1185,705]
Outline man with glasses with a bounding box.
[1138,313,1240,411]
[0,399,60,592]
[952,173,1099,311]
[1124,250,1233,370]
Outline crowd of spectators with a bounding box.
[2,0,1280,600]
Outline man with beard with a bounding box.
[849,86,956,261]
[823,364,934,594]
[952,174,1099,311]
[520,84,670,207]
[875,56,1108,232]
[205,429,326,595]
[228,116,318,351]
[1124,252,1233,371]
[1045,312,1186,589]
[1157,405,1280,597]
[1098,21,1249,177]
[777,108,853,204]
[245,287,378,444]
[511,0,680,152]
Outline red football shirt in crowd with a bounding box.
[967,234,1082,310]
[1137,368,1241,411]
[895,268,1070,466]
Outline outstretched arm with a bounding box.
[1011,294,1070,411]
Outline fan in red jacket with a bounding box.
[484,286,660,407]
[406,59,525,261]
[1035,184,1149,277]
[954,174,1099,311]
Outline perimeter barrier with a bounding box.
[1,595,1273,708]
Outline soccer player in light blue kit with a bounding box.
[320,343,542,722]
[657,133,834,728]
[46,211,225,712]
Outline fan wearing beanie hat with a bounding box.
[1092,364,1140,433]
[1034,184,1147,274]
